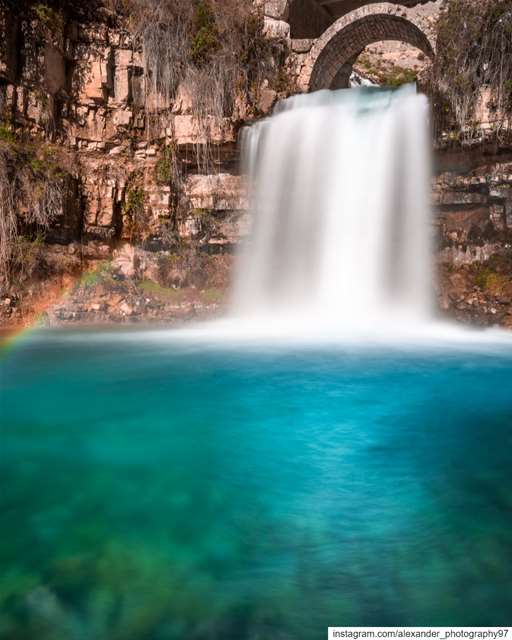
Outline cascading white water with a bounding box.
[232,85,433,333]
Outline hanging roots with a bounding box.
[0,141,64,288]
[431,0,512,140]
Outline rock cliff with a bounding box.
[1,0,512,330]
[0,1,289,326]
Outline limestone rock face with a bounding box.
[44,44,67,96]
[434,153,512,258]
[0,1,277,295]
[185,175,246,211]
[1,2,512,330]
[263,17,291,40]
[172,116,236,146]
[113,244,137,278]
[433,149,512,327]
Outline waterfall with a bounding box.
[231,86,433,333]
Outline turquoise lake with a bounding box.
[1,328,512,639]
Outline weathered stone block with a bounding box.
[439,192,488,206]
[172,83,194,115]
[489,204,506,231]
[148,187,172,207]
[263,17,291,40]
[113,244,136,278]
[265,0,289,21]
[178,218,201,239]
[185,174,246,210]
[113,108,132,127]
[291,39,314,53]
[489,185,511,199]
[172,116,235,145]
[258,86,277,113]
[212,211,252,244]
[129,69,145,108]
[24,88,46,125]
[113,49,133,104]
[440,207,490,236]
[96,205,116,228]
[79,52,109,103]
[44,44,66,96]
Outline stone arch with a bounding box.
[286,0,433,39]
[298,3,435,92]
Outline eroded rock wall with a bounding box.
[1,2,512,329]
[434,146,512,327]
[0,2,287,326]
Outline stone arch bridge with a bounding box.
[264,0,437,91]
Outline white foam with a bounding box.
[232,86,433,330]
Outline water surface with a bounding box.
[1,329,512,639]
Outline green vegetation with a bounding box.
[137,280,223,304]
[474,255,512,293]
[191,208,213,219]
[32,2,63,31]
[384,68,417,89]
[0,134,66,289]
[201,287,223,303]
[475,267,500,291]
[80,261,113,289]
[138,279,183,302]
[11,233,46,285]
[155,252,182,282]
[191,1,220,66]
[122,181,148,243]
[154,145,175,185]
[126,0,285,127]
[0,123,16,145]
[123,187,145,217]
[357,55,417,89]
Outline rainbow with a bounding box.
[0,324,38,357]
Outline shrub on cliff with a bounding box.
[117,1,284,175]
[122,0,284,122]
[431,0,512,140]
[0,133,65,288]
